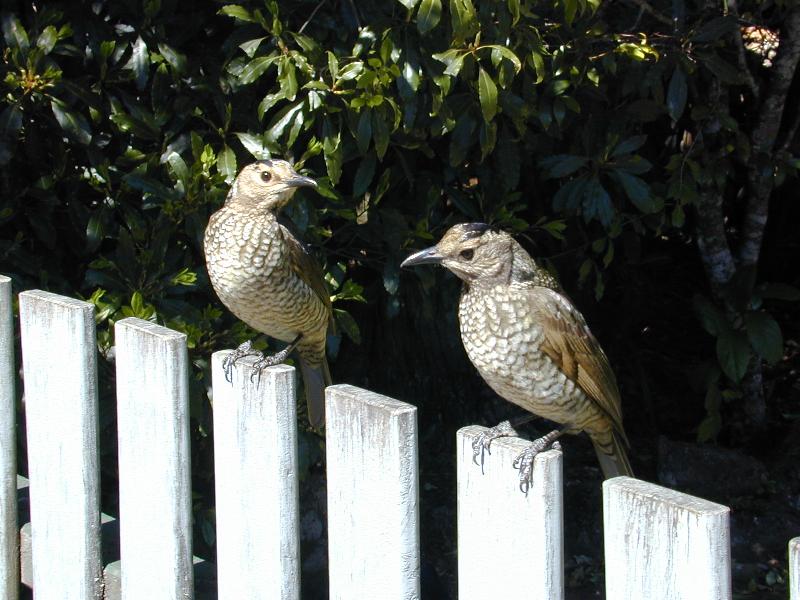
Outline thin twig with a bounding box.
[621,0,672,27]
[298,0,328,35]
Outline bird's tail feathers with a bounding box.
[592,430,634,479]
[300,356,331,429]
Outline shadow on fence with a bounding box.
[1,276,799,599]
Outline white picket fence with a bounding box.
[0,274,798,599]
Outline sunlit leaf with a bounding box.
[217,145,237,183]
[477,67,498,122]
[417,0,442,35]
[51,100,92,145]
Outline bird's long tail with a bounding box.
[300,356,332,429]
[591,430,634,479]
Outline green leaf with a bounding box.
[353,151,377,196]
[609,170,655,212]
[219,5,256,22]
[582,177,613,227]
[508,0,521,25]
[692,294,727,337]
[336,61,364,82]
[334,308,361,344]
[450,0,478,40]
[691,15,738,43]
[157,43,187,73]
[698,52,742,85]
[235,132,271,159]
[240,37,267,58]
[239,55,277,85]
[564,0,578,25]
[757,282,800,301]
[2,14,29,50]
[217,145,237,183]
[0,104,23,140]
[449,114,477,167]
[432,49,466,77]
[36,26,58,54]
[667,66,687,121]
[612,135,647,157]
[373,111,390,159]
[129,36,149,91]
[417,0,442,35]
[356,110,372,154]
[744,311,783,364]
[265,100,303,141]
[540,154,588,179]
[483,45,522,73]
[165,152,189,187]
[716,328,751,383]
[51,100,92,145]
[397,0,420,8]
[477,67,498,122]
[531,51,546,84]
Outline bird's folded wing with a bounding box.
[532,286,628,443]
[280,224,333,314]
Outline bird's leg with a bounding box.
[250,333,303,382]
[513,427,567,494]
[472,413,539,471]
[222,340,262,383]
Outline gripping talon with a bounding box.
[223,340,259,383]
[471,420,518,473]
[512,430,565,494]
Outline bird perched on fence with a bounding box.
[204,159,332,427]
[401,223,632,488]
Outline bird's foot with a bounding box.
[472,420,518,472]
[513,436,563,494]
[249,345,294,382]
[222,340,261,383]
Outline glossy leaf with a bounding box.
[477,67,498,122]
[51,100,92,145]
[716,328,751,383]
[744,311,783,364]
[666,66,687,121]
[417,0,442,35]
[217,145,237,183]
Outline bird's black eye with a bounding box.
[260,171,272,182]
[460,249,474,260]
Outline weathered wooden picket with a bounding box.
[1,275,799,599]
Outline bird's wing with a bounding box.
[279,224,333,315]
[530,286,628,441]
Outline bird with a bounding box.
[204,159,332,428]
[401,222,632,488]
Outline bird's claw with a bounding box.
[249,345,293,382]
[471,420,518,472]
[513,437,562,494]
[223,340,259,383]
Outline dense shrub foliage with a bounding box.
[2,0,799,584]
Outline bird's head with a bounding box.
[400,223,516,283]
[226,159,317,211]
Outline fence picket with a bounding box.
[0,276,18,600]
[326,384,420,600]
[791,537,800,600]
[604,476,731,600]
[456,426,563,599]
[19,290,102,599]
[115,317,192,599]
[212,353,300,599]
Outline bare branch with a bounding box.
[694,192,736,301]
[740,7,800,268]
[727,0,760,99]
[621,0,672,28]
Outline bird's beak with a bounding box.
[401,246,444,268]
[285,173,318,188]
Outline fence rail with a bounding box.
[1,281,799,599]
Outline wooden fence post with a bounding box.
[115,318,192,599]
[604,476,731,600]
[326,384,420,600]
[19,290,102,599]
[212,353,300,599]
[0,276,18,600]
[791,537,800,600]
[457,426,563,600]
